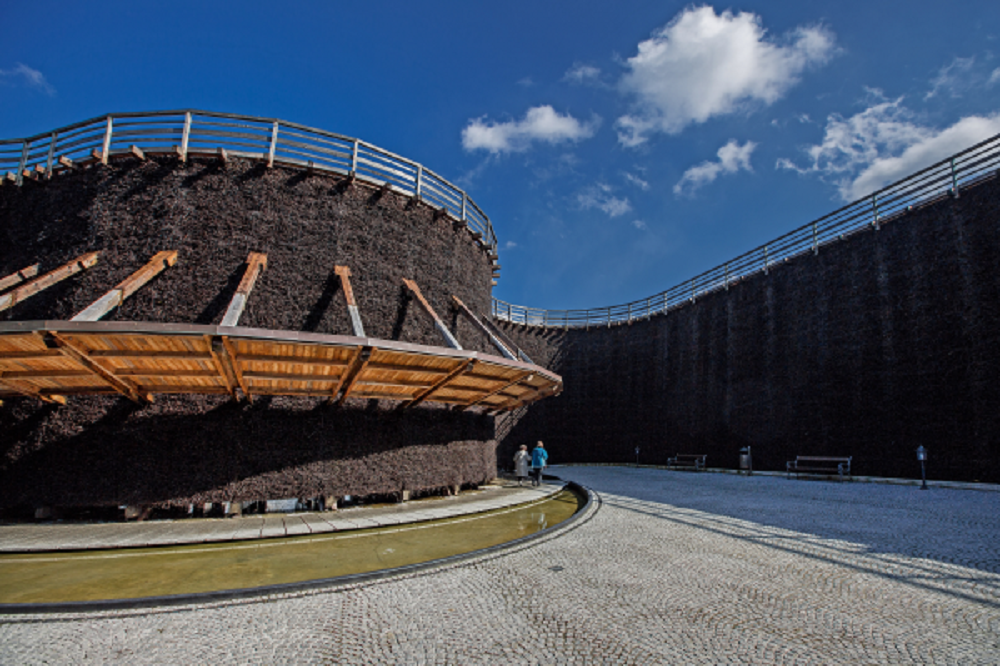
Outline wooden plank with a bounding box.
[334,345,373,405]
[220,336,251,401]
[0,373,67,404]
[58,155,77,170]
[0,349,62,362]
[457,371,533,411]
[239,354,349,367]
[402,359,475,409]
[88,349,212,360]
[451,295,516,360]
[135,385,230,395]
[334,265,365,337]
[71,250,178,321]
[114,368,218,378]
[366,361,449,375]
[0,369,92,379]
[0,252,100,313]
[0,264,41,293]
[203,335,237,398]
[355,377,430,389]
[130,145,146,160]
[243,370,341,383]
[402,278,462,349]
[221,252,267,326]
[41,332,148,403]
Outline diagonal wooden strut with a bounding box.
[335,265,366,337]
[451,295,516,360]
[0,264,40,293]
[457,370,533,411]
[221,252,267,327]
[39,331,150,403]
[403,359,476,409]
[334,345,374,405]
[0,252,100,313]
[402,278,462,349]
[72,251,178,321]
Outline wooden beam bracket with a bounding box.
[0,252,100,313]
[221,252,267,327]
[71,250,177,322]
[402,278,462,350]
[334,265,365,337]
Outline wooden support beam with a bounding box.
[58,155,77,170]
[0,372,67,404]
[402,278,462,350]
[457,371,533,411]
[434,207,449,221]
[41,331,149,403]
[0,252,99,313]
[91,148,104,163]
[88,349,212,360]
[129,145,146,161]
[0,264,40,293]
[473,304,533,365]
[0,369,91,379]
[221,252,267,327]
[367,361,448,375]
[22,169,37,181]
[206,335,237,399]
[332,345,373,405]
[220,336,251,401]
[402,359,475,409]
[239,354,349,367]
[71,250,178,322]
[0,350,62,362]
[114,368,218,378]
[334,265,365,337]
[34,164,46,176]
[218,147,228,165]
[451,295,516,361]
[4,172,16,183]
[242,370,342,383]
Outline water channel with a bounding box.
[0,489,583,605]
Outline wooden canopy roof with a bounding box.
[0,321,560,411]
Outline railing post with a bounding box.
[351,140,359,177]
[415,165,423,199]
[507,303,511,322]
[724,262,729,291]
[690,278,696,303]
[15,140,28,186]
[180,112,192,163]
[871,193,880,230]
[267,121,278,168]
[101,116,113,165]
[461,193,467,222]
[763,246,769,275]
[950,158,959,196]
[627,303,632,323]
[46,132,57,179]
[606,308,611,326]
[812,222,818,255]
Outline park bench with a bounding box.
[666,454,706,471]
[786,456,852,481]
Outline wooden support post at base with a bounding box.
[221,252,267,327]
[71,251,178,321]
[0,252,100,313]
[334,265,366,337]
[402,278,462,350]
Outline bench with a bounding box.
[786,456,852,480]
[666,454,706,471]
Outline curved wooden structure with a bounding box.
[0,321,560,410]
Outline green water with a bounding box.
[0,490,582,604]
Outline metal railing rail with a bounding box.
[493,132,1000,327]
[0,110,497,252]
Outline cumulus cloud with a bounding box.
[462,105,599,154]
[577,182,632,217]
[925,56,976,100]
[563,63,602,85]
[778,93,1000,200]
[987,68,1000,87]
[674,139,757,196]
[0,63,55,95]
[615,6,836,146]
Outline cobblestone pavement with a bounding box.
[2,466,998,664]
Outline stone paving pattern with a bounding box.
[0,483,561,552]
[2,466,999,664]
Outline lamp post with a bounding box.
[916,446,928,490]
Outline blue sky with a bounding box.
[2,1,999,311]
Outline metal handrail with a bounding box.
[0,110,497,252]
[494,132,1000,327]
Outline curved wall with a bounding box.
[0,154,500,511]
[498,175,1000,483]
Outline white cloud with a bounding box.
[925,56,976,100]
[0,63,55,95]
[503,240,518,250]
[778,93,1000,200]
[674,139,757,196]
[988,68,1000,87]
[517,77,535,88]
[623,171,650,190]
[577,182,632,217]
[462,105,599,154]
[564,63,602,85]
[616,6,836,146]
[632,219,648,230]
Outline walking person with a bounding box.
[530,441,548,487]
[513,445,530,486]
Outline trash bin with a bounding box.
[739,447,752,476]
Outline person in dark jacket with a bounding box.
[530,441,548,487]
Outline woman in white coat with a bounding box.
[513,445,530,486]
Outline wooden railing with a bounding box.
[0,110,497,253]
[494,132,1000,327]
